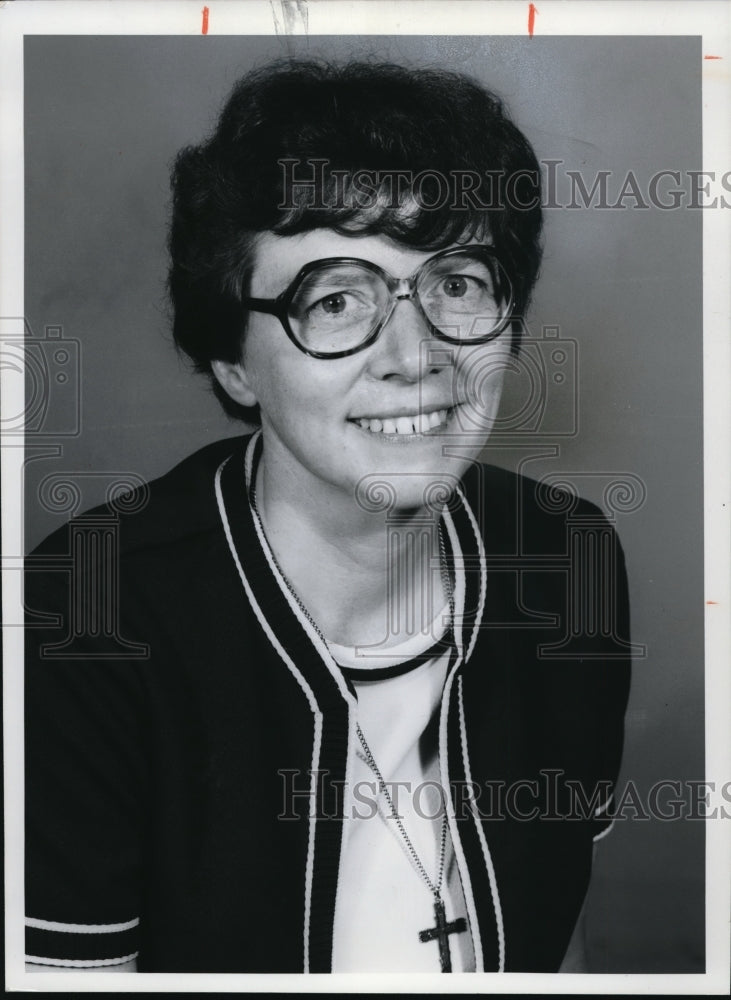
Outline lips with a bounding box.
[352,408,452,435]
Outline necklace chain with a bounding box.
[249,466,455,901]
[355,725,448,898]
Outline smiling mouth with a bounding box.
[351,407,456,436]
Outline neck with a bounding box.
[253,448,448,647]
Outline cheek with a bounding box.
[454,343,509,416]
[246,341,352,434]
[256,369,319,431]
[242,324,316,417]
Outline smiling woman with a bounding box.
[211,230,512,540]
[25,59,630,974]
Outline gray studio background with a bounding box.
[23,36,704,972]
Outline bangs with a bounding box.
[270,169,493,251]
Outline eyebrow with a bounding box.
[299,267,377,289]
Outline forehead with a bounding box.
[250,230,481,295]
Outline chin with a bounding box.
[348,454,467,517]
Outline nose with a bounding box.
[366,295,439,383]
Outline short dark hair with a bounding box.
[168,59,543,421]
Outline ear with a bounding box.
[210,359,259,409]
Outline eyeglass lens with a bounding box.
[287,251,511,355]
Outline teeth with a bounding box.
[355,408,450,435]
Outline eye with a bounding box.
[317,292,348,315]
[431,272,491,301]
[442,275,470,298]
[306,290,363,318]
[299,288,378,332]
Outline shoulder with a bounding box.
[25,435,257,685]
[461,460,632,706]
[459,461,613,556]
[30,435,251,562]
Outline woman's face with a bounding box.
[214,229,511,513]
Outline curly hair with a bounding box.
[168,59,543,421]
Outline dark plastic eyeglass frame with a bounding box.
[241,244,515,360]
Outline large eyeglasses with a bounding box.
[242,245,514,359]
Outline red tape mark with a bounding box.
[528,2,538,38]
[202,6,210,35]
[704,55,722,60]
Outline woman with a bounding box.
[25,60,631,974]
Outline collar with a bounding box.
[217,430,487,688]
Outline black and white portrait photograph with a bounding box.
[2,0,729,992]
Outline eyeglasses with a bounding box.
[242,245,514,359]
